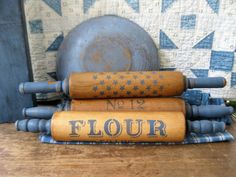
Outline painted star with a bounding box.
[127,80,132,85]
[133,86,139,91]
[100,80,105,85]
[120,86,125,91]
[93,75,98,80]
[92,86,98,92]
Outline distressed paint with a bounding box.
[19,71,226,98]
[56,16,159,80]
[15,114,225,140]
[23,98,233,120]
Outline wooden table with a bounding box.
[0,123,235,177]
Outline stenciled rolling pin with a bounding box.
[16,111,225,142]
[19,71,226,99]
[22,98,233,120]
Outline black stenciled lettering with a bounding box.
[69,120,85,137]
[147,120,166,137]
[106,99,116,110]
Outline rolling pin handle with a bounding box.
[22,106,59,119]
[188,120,225,134]
[187,77,226,89]
[15,119,51,134]
[191,105,234,119]
[19,81,63,94]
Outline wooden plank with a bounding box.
[0,123,235,177]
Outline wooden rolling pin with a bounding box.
[22,98,233,120]
[16,111,225,142]
[19,71,226,99]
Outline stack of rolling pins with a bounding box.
[16,71,234,143]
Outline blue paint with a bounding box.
[161,0,176,13]
[160,67,176,71]
[46,33,64,51]
[191,69,209,77]
[231,72,236,87]
[193,32,214,49]
[181,15,196,29]
[160,30,178,49]
[42,0,62,16]
[83,0,97,13]
[210,51,234,71]
[29,20,43,34]
[125,0,139,13]
[0,0,34,123]
[206,0,219,13]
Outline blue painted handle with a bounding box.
[191,105,234,118]
[19,81,62,94]
[15,119,51,134]
[23,106,59,119]
[188,120,225,134]
[188,77,226,88]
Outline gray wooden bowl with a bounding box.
[56,15,159,80]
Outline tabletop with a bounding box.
[0,123,235,177]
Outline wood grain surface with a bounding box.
[0,123,236,177]
[51,111,185,142]
[69,71,185,99]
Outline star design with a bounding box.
[146,75,151,79]
[106,75,111,80]
[100,91,105,96]
[113,80,118,85]
[127,80,132,85]
[153,80,158,85]
[100,80,105,85]
[133,86,139,91]
[140,91,145,95]
[92,86,98,92]
[93,75,98,80]
[140,80,145,85]
[133,75,138,79]
[106,86,111,91]
[120,86,125,91]
[113,91,118,95]
[153,90,158,95]
[146,86,151,91]
[126,91,131,95]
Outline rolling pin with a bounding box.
[15,111,225,142]
[19,71,226,99]
[22,98,233,120]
